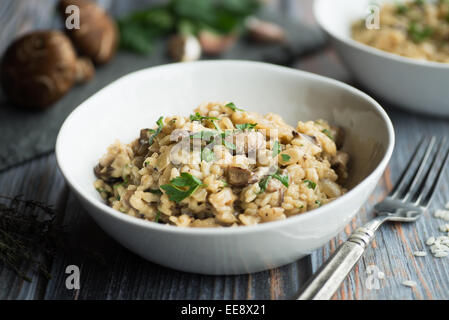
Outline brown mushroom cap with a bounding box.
[0,30,94,109]
[58,0,118,65]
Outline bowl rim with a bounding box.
[55,60,395,235]
[314,0,449,69]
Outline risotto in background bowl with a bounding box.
[314,0,449,117]
[56,60,394,274]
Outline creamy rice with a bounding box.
[352,0,449,63]
[93,102,349,228]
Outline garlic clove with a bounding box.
[167,34,202,62]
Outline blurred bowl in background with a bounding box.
[314,0,449,117]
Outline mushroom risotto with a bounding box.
[352,0,449,63]
[94,102,349,227]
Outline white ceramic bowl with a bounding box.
[56,60,394,275]
[314,0,449,117]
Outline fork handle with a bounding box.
[296,226,377,300]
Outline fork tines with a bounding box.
[389,137,449,208]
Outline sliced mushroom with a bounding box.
[300,133,320,146]
[94,164,121,183]
[227,167,256,187]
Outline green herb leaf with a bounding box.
[190,112,219,122]
[321,129,334,140]
[258,176,271,193]
[148,189,163,195]
[225,102,244,112]
[201,148,215,162]
[235,123,257,130]
[155,211,161,223]
[304,179,316,190]
[149,116,164,145]
[160,173,204,203]
[409,22,434,43]
[272,141,281,158]
[315,200,322,206]
[273,173,289,187]
[281,154,291,162]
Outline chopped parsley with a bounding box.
[272,141,281,158]
[148,189,163,195]
[189,112,219,122]
[160,173,205,203]
[304,179,316,190]
[201,147,215,162]
[148,116,164,145]
[225,102,244,112]
[235,123,257,130]
[321,129,334,140]
[315,200,322,207]
[258,168,289,193]
[281,154,291,162]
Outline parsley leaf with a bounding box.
[235,123,257,130]
[160,173,204,203]
[272,141,281,158]
[149,116,164,145]
[190,112,219,122]
[281,154,291,162]
[315,200,322,207]
[304,179,316,190]
[321,129,334,140]
[148,189,163,195]
[258,167,289,193]
[396,3,408,14]
[225,102,244,112]
[409,22,434,43]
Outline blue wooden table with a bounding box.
[1,0,449,300]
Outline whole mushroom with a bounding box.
[58,0,118,65]
[0,30,94,109]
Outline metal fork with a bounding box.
[297,137,449,300]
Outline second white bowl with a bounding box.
[315,0,449,117]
